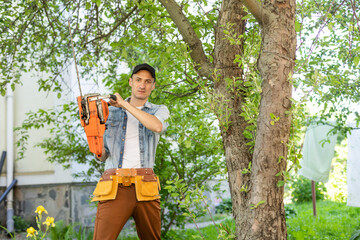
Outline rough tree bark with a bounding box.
[159,0,296,239]
[212,0,253,238]
[243,0,296,238]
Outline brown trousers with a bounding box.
[93,184,161,240]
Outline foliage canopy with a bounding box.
[1,0,359,238]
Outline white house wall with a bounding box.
[14,74,53,173]
[0,70,73,187]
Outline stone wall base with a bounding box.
[0,182,97,229]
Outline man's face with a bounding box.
[129,69,155,101]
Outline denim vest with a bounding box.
[103,101,169,170]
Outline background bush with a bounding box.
[215,198,232,214]
[291,176,326,203]
[284,205,297,218]
[13,215,30,232]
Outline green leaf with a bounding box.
[277,181,285,187]
[354,56,359,67]
[277,156,285,163]
[327,22,334,31]
[185,139,191,148]
[250,200,266,209]
[110,41,120,49]
[295,21,301,32]
[243,130,253,139]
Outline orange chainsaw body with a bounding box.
[77,94,109,158]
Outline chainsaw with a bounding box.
[68,20,116,158]
[77,94,116,158]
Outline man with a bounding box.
[92,63,169,240]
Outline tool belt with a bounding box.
[91,168,161,202]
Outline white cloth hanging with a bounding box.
[299,124,338,182]
[347,129,360,207]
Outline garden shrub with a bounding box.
[48,220,73,240]
[215,198,232,214]
[13,215,30,232]
[48,220,93,240]
[284,205,297,218]
[291,176,326,203]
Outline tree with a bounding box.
[1,0,359,239]
[158,0,295,238]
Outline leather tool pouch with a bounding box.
[135,175,161,201]
[91,177,118,202]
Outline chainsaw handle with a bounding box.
[110,94,117,101]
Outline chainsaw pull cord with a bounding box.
[68,19,83,97]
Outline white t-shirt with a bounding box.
[122,107,142,168]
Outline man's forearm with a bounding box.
[109,92,164,133]
[121,101,163,133]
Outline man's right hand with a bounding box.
[109,93,125,108]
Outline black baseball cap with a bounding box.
[131,63,156,81]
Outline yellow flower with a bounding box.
[43,216,55,227]
[35,205,48,216]
[26,227,38,237]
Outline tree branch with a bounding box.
[163,86,199,98]
[41,0,56,35]
[8,7,41,71]
[158,0,214,80]
[349,0,360,34]
[82,4,139,48]
[240,0,267,25]
[295,0,346,73]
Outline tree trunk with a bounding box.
[240,0,296,239]
[160,0,296,238]
[213,0,253,238]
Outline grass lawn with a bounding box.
[287,200,360,240]
[4,201,358,239]
[163,218,235,240]
[167,200,360,240]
